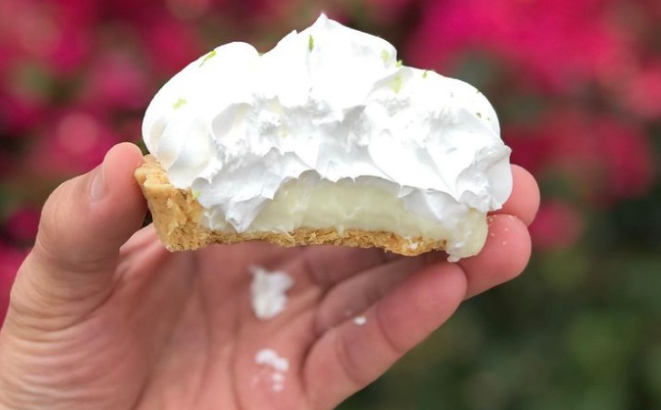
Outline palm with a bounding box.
[74,227,453,410]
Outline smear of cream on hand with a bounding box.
[250,266,294,320]
[354,315,367,326]
[255,348,289,392]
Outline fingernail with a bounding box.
[90,162,106,201]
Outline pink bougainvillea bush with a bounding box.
[1,0,660,407]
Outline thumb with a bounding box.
[7,143,146,326]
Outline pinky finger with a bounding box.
[304,263,466,409]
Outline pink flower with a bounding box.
[115,117,144,144]
[529,200,584,250]
[27,109,119,177]
[165,0,223,21]
[0,51,55,134]
[633,0,661,20]
[4,206,40,246]
[221,0,293,24]
[140,13,205,76]
[542,111,656,203]
[0,44,18,80]
[0,244,26,324]
[504,126,553,176]
[77,51,151,111]
[362,0,413,24]
[0,150,14,178]
[0,94,44,134]
[405,0,632,93]
[596,118,656,199]
[0,0,95,74]
[622,61,661,120]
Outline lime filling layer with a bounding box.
[200,175,488,259]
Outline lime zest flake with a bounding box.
[476,112,482,118]
[391,75,403,93]
[200,49,217,67]
[380,49,390,64]
[396,59,403,67]
[192,190,201,200]
[173,98,187,109]
[422,70,429,79]
[308,35,314,52]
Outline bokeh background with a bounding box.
[1,0,660,408]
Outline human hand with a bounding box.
[0,143,539,410]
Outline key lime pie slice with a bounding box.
[134,14,512,260]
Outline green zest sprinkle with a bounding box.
[308,35,314,52]
[200,49,217,67]
[391,75,403,93]
[173,98,187,109]
[476,112,482,118]
[192,190,201,200]
[380,49,390,64]
[396,59,403,67]
[422,70,429,79]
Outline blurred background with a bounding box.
[1,0,660,408]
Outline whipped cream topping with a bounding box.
[249,266,293,320]
[255,348,289,392]
[142,14,512,259]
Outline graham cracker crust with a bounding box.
[134,155,446,256]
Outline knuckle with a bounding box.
[508,220,532,279]
[334,332,370,388]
